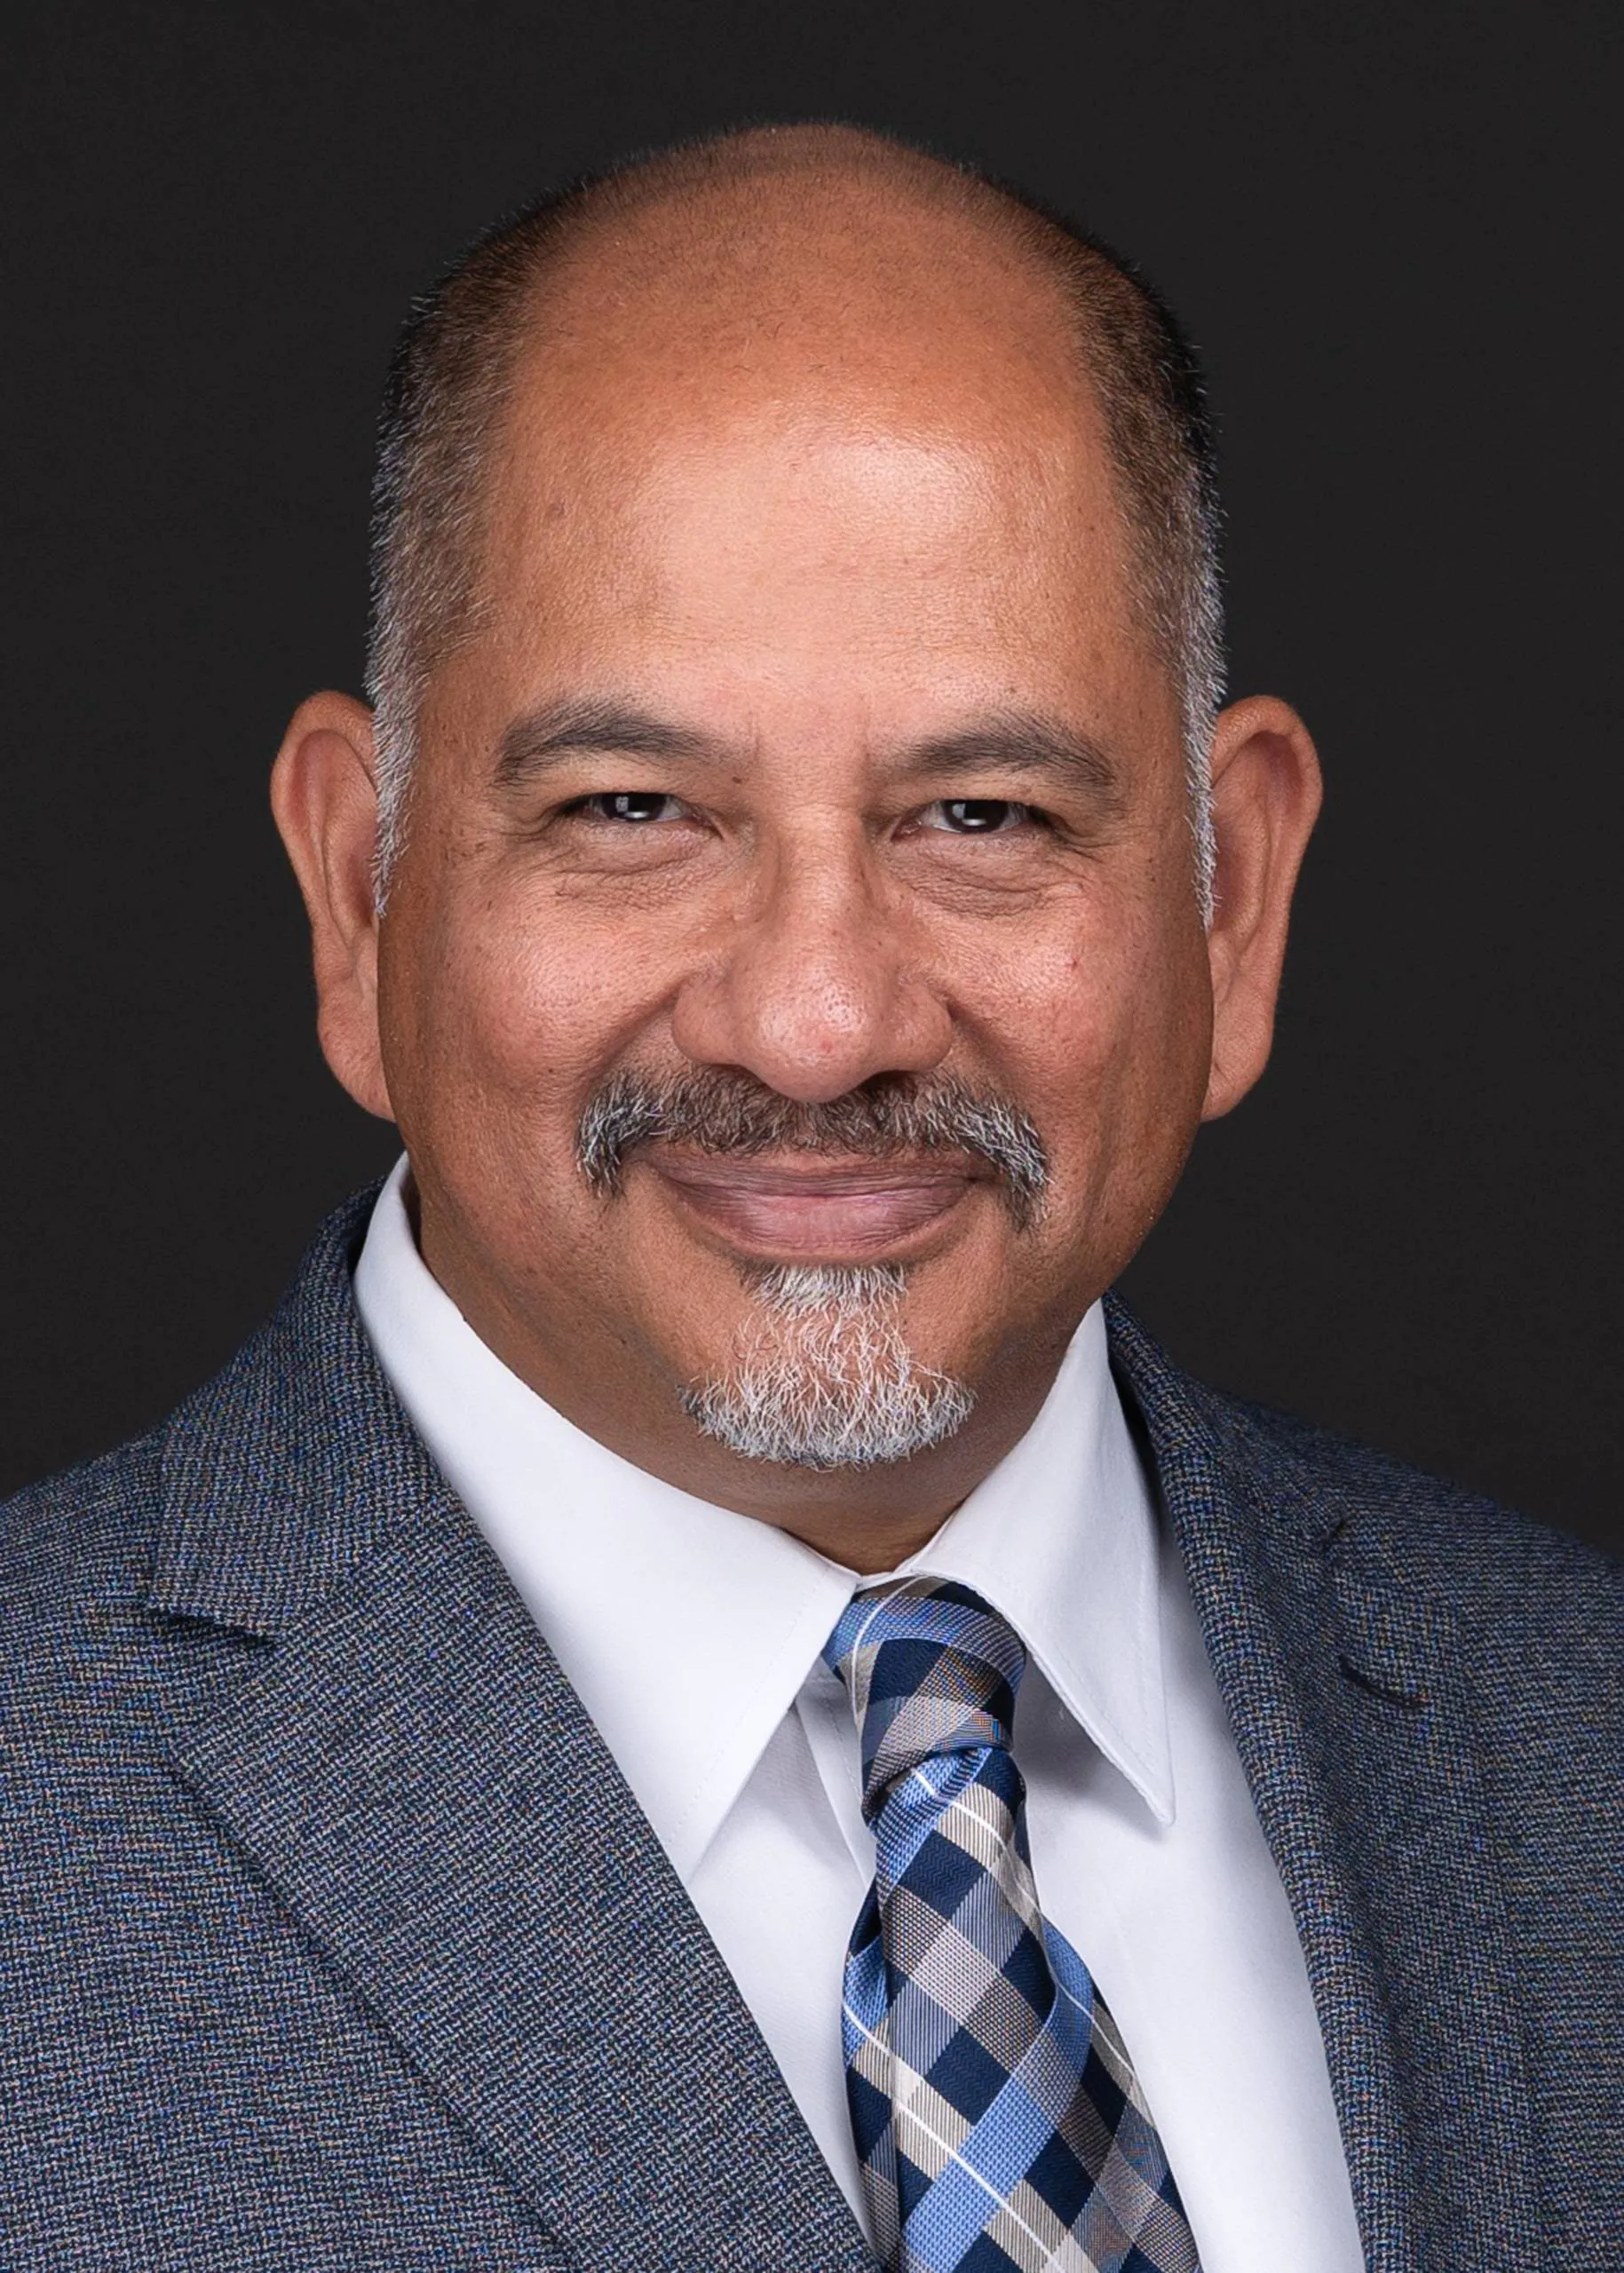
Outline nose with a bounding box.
[669,836,952,1103]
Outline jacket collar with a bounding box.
[146,1191,424,1640]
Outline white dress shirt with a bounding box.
[354,1158,1364,2271]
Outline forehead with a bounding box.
[442,186,1159,741]
[506,414,1126,661]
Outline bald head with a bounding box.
[366,124,1223,899]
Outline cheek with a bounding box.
[379,871,683,1144]
[968,893,1211,1195]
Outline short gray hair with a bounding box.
[366,124,1224,913]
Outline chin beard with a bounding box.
[681,1263,975,1472]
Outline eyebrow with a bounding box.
[905,714,1121,803]
[494,695,1121,804]
[495,699,719,785]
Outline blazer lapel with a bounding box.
[1106,1297,1541,2273]
[146,1199,875,2273]
[1312,1519,1542,2268]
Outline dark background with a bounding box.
[4,0,1620,1551]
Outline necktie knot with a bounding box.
[823,1577,1026,1822]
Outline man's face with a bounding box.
[369,314,1217,1505]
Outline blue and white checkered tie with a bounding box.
[825,1578,1200,2273]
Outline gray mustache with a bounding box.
[576,1069,1049,1224]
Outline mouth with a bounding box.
[642,1149,985,1260]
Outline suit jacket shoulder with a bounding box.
[1176,1363,1624,1870]
[1184,1356,1622,1657]
[1,1428,162,1646]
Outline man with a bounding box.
[1,122,1617,2273]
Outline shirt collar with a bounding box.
[353,1159,1172,1881]
[894,1302,1173,1825]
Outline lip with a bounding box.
[643,1150,983,1260]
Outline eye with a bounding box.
[576,790,688,824]
[920,798,1037,835]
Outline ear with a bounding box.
[270,692,394,1120]
[1200,694,1323,1121]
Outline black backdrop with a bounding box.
[4,0,1620,1553]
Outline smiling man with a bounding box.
[3,124,1619,2273]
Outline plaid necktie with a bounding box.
[824,1577,1200,2273]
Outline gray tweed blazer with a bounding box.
[2,1193,1619,2270]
